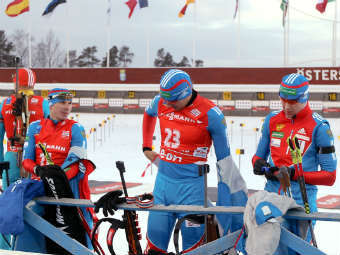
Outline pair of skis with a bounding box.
[287,136,318,248]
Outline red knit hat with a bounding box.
[13,68,36,89]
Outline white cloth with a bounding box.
[244,190,307,255]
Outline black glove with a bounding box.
[263,166,279,181]
[253,158,270,175]
[12,97,24,116]
[264,165,296,181]
[94,190,126,217]
[35,165,62,177]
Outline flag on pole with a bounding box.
[280,0,288,26]
[233,0,239,19]
[178,0,195,18]
[126,0,137,18]
[138,0,148,8]
[107,0,111,25]
[5,0,29,17]
[316,0,335,13]
[42,0,66,16]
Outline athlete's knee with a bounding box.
[181,234,205,254]
[144,235,167,254]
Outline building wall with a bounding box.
[1,67,339,117]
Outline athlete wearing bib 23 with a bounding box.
[143,69,247,254]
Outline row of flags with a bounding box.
[5,0,66,17]
[4,0,337,20]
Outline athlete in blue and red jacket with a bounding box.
[22,88,95,250]
[252,73,337,254]
[142,69,247,254]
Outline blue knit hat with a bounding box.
[159,69,192,101]
[48,88,73,107]
[279,73,309,103]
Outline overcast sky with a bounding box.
[0,0,339,67]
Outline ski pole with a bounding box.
[292,136,318,248]
[199,164,209,243]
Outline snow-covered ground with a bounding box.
[75,113,340,254]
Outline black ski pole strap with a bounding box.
[173,214,205,255]
[126,193,154,208]
[91,217,125,255]
[318,146,335,154]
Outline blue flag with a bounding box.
[138,0,148,8]
[42,0,66,16]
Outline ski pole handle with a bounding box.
[116,161,128,197]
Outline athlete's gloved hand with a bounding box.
[263,166,279,181]
[276,166,295,180]
[94,190,126,217]
[35,165,62,177]
[264,166,295,181]
[12,98,24,116]
[253,158,270,175]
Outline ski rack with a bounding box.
[30,196,340,255]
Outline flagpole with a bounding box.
[332,0,337,66]
[106,0,111,67]
[237,0,241,65]
[28,5,32,67]
[146,6,150,67]
[283,2,289,66]
[66,2,70,68]
[287,0,290,66]
[192,0,197,67]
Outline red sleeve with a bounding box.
[252,155,262,166]
[22,158,38,176]
[142,112,157,148]
[65,162,79,180]
[303,170,336,186]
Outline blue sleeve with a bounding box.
[61,123,87,169]
[23,121,40,162]
[207,106,230,161]
[42,99,50,118]
[0,102,4,162]
[145,95,161,117]
[255,113,271,160]
[315,122,337,172]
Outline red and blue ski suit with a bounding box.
[0,95,49,250]
[22,118,94,248]
[252,103,337,253]
[143,92,247,253]
[0,95,49,188]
